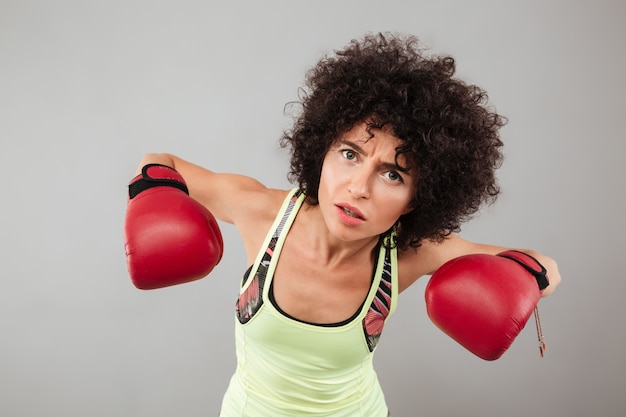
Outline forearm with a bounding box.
[422,235,561,297]
[464,244,561,298]
[464,243,562,297]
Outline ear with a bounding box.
[401,200,416,215]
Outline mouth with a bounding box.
[336,204,365,220]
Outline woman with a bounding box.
[129,33,561,416]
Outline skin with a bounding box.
[135,122,561,324]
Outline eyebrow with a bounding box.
[338,139,411,173]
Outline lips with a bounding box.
[335,203,366,225]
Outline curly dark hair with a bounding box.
[280,32,506,250]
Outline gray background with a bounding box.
[1,0,624,416]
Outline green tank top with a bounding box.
[220,189,398,416]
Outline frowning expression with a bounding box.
[317,122,415,243]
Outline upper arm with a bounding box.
[401,235,505,277]
[135,153,280,225]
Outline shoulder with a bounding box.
[231,187,293,265]
[397,242,441,292]
[231,187,292,227]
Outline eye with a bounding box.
[384,170,404,183]
[342,149,357,160]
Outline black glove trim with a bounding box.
[128,164,189,199]
[498,251,550,290]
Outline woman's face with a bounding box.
[317,122,415,244]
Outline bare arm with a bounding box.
[399,234,561,297]
[133,153,291,266]
[134,153,280,225]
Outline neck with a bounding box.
[298,203,379,267]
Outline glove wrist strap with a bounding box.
[128,164,189,199]
[498,250,550,290]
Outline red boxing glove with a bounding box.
[124,164,224,289]
[425,250,548,360]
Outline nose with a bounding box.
[348,168,371,199]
